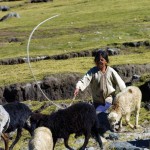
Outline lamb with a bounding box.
[2,102,32,150]
[108,86,142,132]
[28,102,103,150]
[28,127,53,150]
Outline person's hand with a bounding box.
[74,88,79,97]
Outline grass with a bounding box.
[0,0,150,86]
[0,1,149,149]
[0,0,150,58]
[0,51,150,87]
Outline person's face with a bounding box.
[96,55,107,69]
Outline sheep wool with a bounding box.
[0,105,10,135]
[108,86,142,131]
[28,127,53,150]
[28,102,103,150]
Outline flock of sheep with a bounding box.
[0,86,142,150]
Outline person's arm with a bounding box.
[74,69,93,96]
[74,88,80,97]
[112,69,126,91]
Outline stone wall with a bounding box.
[0,64,150,104]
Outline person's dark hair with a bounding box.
[94,50,109,63]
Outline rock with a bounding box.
[109,140,148,150]
[0,6,10,11]
[108,132,119,140]
[106,48,120,56]
[85,147,95,150]
[101,136,108,143]
[0,12,20,22]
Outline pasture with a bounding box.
[0,0,150,86]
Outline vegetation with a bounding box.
[0,0,150,86]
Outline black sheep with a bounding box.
[97,112,111,135]
[28,102,103,150]
[2,102,32,150]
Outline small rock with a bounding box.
[85,147,95,150]
[108,132,119,140]
[145,103,150,111]
[101,136,108,143]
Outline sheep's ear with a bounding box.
[128,89,132,93]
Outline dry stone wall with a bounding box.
[0,64,150,104]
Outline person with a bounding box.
[74,50,126,112]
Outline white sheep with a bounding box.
[0,105,10,150]
[108,86,142,131]
[28,127,53,150]
[0,105,10,135]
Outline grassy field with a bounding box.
[0,0,150,58]
[0,0,150,87]
[1,51,150,87]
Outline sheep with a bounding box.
[107,86,142,132]
[0,105,10,135]
[0,105,10,150]
[28,102,103,150]
[2,102,32,150]
[28,127,53,150]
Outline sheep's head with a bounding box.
[26,113,44,136]
[108,112,121,132]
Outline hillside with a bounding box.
[0,0,150,58]
[0,0,150,87]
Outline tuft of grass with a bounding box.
[139,107,150,123]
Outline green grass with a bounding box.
[0,0,150,87]
[124,107,150,132]
[0,51,150,87]
[0,0,150,59]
